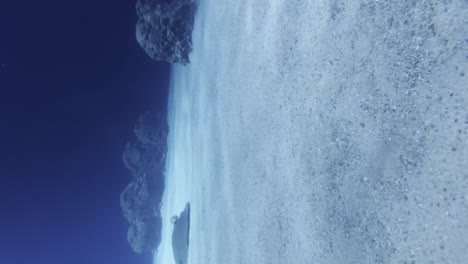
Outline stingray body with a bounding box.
[172,202,190,264]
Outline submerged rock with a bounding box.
[120,110,168,254]
[120,176,160,224]
[134,110,168,146]
[127,215,163,254]
[122,138,165,179]
[136,0,197,64]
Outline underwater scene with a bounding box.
[1,0,466,264]
[132,0,467,263]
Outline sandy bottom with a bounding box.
[157,0,467,263]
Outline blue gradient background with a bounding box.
[0,1,168,263]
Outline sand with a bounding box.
[157,0,468,263]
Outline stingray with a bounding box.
[171,202,190,264]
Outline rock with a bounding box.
[120,176,160,224]
[135,0,197,64]
[120,109,169,254]
[134,110,168,146]
[122,138,165,179]
[172,203,190,264]
[121,152,165,254]
[127,215,163,254]
[123,110,168,178]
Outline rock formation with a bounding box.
[135,0,197,64]
[120,175,160,224]
[134,110,168,146]
[127,215,163,254]
[120,110,168,254]
[122,138,165,179]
